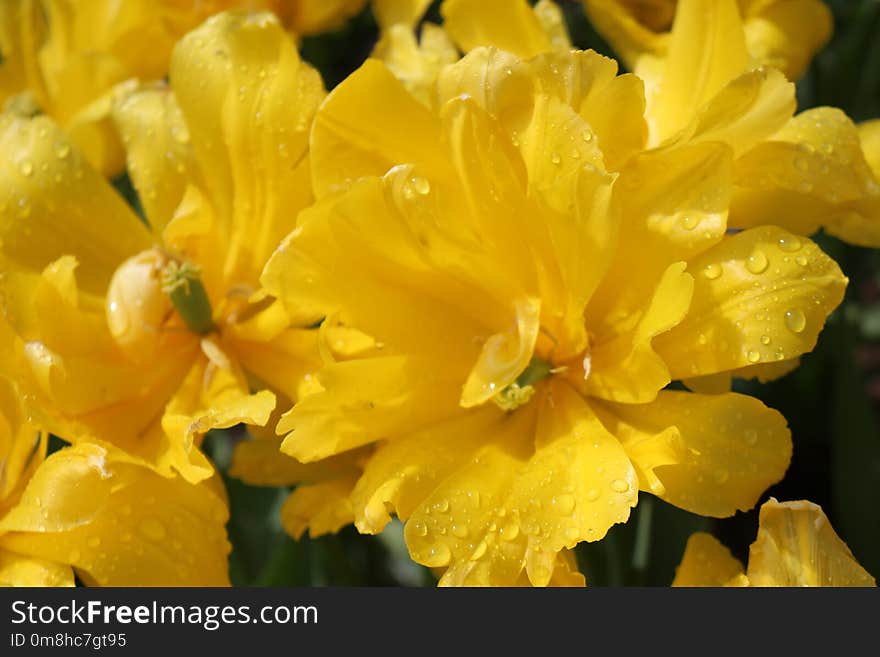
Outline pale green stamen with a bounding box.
[492,357,556,412]
[161,260,214,334]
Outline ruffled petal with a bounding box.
[597,390,791,517]
[280,474,358,539]
[442,0,552,59]
[0,548,74,587]
[655,226,847,379]
[671,532,747,587]
[746,499,876,587]
[0,442,230,586]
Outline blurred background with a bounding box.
[186,0,880,586]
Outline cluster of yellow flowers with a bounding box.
[0,0,876,586]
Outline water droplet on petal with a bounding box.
[611,479,630,493]
[411,176,430,195]
[564,527,580,542]
[747,350,761,363]
[500,520,520,541]
[777,235,802,252]
[585,488,600,502]
[550,152,561,165]
[746,249,769,274]
[413,522,428,537]
[702,263,722,280]
[744,429,759,446]
[18,160,33,176]
[784,308,806,333]
[680,215,699,230]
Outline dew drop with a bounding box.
[610,479,630,493]
[499,520,520,541]
[564,527,580,542]
[747,350,761,363]
[550,152,561,165]
[784,308,806,333]
[53,142,71,159]
[680,215,699,230]
[760,335,771,345]
[433,499,450,513]
[746,249,769,274]
[585,488,600,502]
[18,160,33,176]
[777,235,802,252]
[451,524,469,538]
[702,263,722,280]
[139,517,167,541]
[744,429,759,447]
[795,255,808,266]
[424,543,451,566]
[412,522,428,537]
[411,176,431,195]
[552,494,576,515]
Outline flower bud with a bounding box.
[105,249,172,360]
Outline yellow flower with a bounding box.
[0,0,366,176]
[582,0,832,82]
[0,11,328,485]
[422,0,880,248]
[261,47,847,586]
[673,498,876,586]
[0,376,229,586]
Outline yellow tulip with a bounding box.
[673,498,876,586]
[582,0,832,82]
[0,0,366,176]
[0,376,230,586]
[0,11,333,486]
[261,47,847,586]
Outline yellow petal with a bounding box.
[672,532,746,587]
[747,499,876,587]
[404,382,637,587]
[351,406,505,534]
[310,58,446,197]
[861,119,880,179]
[675,67,795,157]
[652,0,748,142]
[162,355,276,475]
[0,548,73,587]
[170,10,324,287]
[655,226,847,378]
[587,141,732,345]
[742,0,832,80]
[229,327,322,403]
[280,473,358,539]
[735,108,877,208]
[0,442,230,586]
[584,261,693,403]
[111,83,195,234]
[278,356,466,462]
[0,114,150,294]
[597,390,791,517]
[441,0,552,59]
[280,0,366,35]
[0,376,46,508]
[230,436,363,487]
[372,0,432,27]
[462,297,541,407]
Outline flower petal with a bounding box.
[230,436,363,487]
[310,58,446,197]
[280,474,358,539]
[597,390,791,517]
[403,382,637,586]
[0,114,150,295]
[441,0,552,59]
[0,443,230,586]
[584,261,693,403]
[170,10,324,287]
[652,0,748,142]
[0,548,74,587]
[671,532,747,587]
[746,499,876,587]
[655,226,846,378]
[111,84,195,234]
